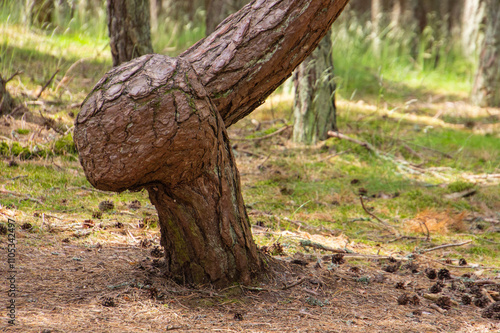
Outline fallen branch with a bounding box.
[55,58,89,93]
[444,189,477,200]
[232,125,291,142]
[359,195,400,237]
[327,131,377,154]
[428,303,447,314]
[400,140,453,159]
[36,68,60,99]
[299,239,347,254]
[282,277,307,290]
[5,70,23,83]
[419,240,472,253]
[387,236,427,243]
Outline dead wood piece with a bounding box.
[401,140,453,159]
[36,68,60,99]
[5,70,23,83]
[359,195,401,237]
[299,239,347,253]
[419,240,473,253]
[387,236,427,243]
[444,189,477,200]
[38,110,65,134]
[232,125,292,142]
[55,58,88,93]
[327,131,377,153]
[282,277,307,290]
[428,303,447,314]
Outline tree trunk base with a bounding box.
[146,115,262,287]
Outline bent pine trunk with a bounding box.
[75,0,350,286]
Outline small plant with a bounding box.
[54,133,77,155]
[15,128,30,135]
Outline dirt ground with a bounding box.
[1,223,499,333]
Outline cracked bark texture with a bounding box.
[107,0,153,67]
[75,0,349,286]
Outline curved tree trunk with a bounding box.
[472,0,500,106]
[75,0,350,286]
[107,0,153,67]
[293,31,337,144]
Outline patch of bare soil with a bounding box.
[2,237,499,332]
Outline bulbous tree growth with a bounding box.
[74,0,350,287]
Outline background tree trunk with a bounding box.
[0,75,15,115]
[30,0,55,28]
[107,0,153,67]
[370,0,381,56]
[471,0,500,106]
[346,0,371,16]
[75,0,350,286]
[149,0,161,32]
[293,31,337,144]
[205,0,249,35]
[462,0,486,60]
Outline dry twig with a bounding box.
[359,195,400,237]
[282,278,307,290]
[36,68,60,99]
[299,239,347,254]
[327,131,376,153]
[5,70,23,83]
[419,240,472,253]
[232,125,291,142]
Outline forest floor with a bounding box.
[1,22,500,333]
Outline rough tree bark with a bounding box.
[293,31,337,144]
[75,0,350,287]
[471,0,500,106]
[107,0,154,67]
[205,0,250,35]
